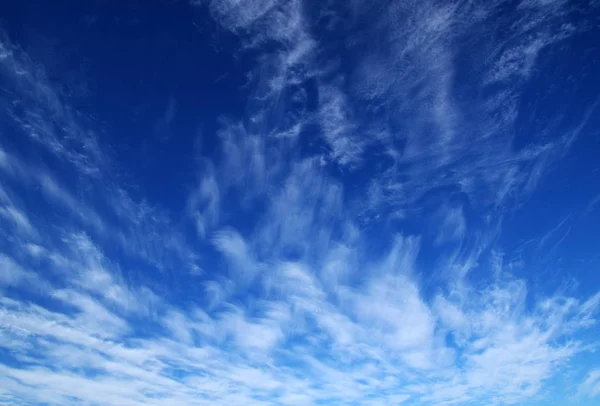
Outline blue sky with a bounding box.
[1,0,600,405]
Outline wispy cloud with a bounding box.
[0,33,104,176]
[1,0,599,404]
[0,36,199,275]
[0,196,36,237]
[188,161,220,239]
[578,369,600,399]
[1,232,599,405]
[335,0,595,221]
[318,85,363,165]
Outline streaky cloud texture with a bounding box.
[1,0,600,405]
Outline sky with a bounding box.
[1,0,600,405]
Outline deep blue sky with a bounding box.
[1,0,600,405]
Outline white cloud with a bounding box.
[188,163,220,239]
[0,151,106,236]
[579,369,600,399]
[0,34,104,176]
[0,36,200,275]
[1,234,599,405]
[0,254,34,288]
[434,204,466,245]
[318,85,363,165]
[222,308,286,354]
[255,158,344,259]
[199,0,280,34]
[0,204,36,236]
[51,289,130,339]
[213,228,252,264]
[337,0,590,223]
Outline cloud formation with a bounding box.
[1,230,599,405]
[1,0,600,405]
